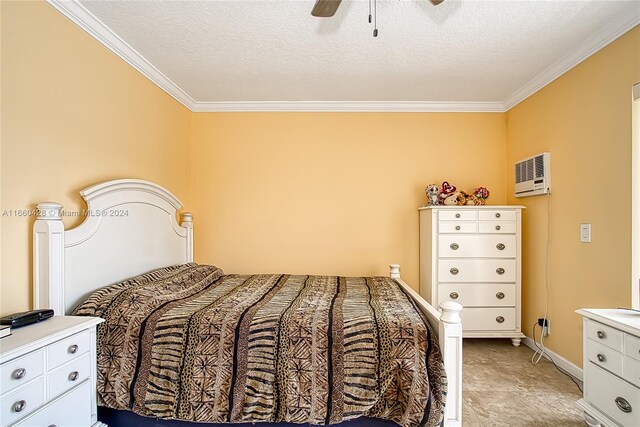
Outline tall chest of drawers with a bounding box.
[419,206,525,346]
[0,316,105,427]
[576,309,640,427]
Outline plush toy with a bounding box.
[474,187,490,201]
[455,192,469,206]
[465,192,485,206]
[443,191,467,206]
[443,193,458,205]
[425,184,440,206]
[439,181,457,203]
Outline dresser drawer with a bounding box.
[625,357,640,387]
[587,320,623,352]
[437,283,515,307]
[478,221,517,234]
[47,352,91,399]
[438,235,516,258]
[47,330,90,370]
[0,377,45,425]
[460,307,516,331]
[439,210,477,221]
[585,362,640,427]
[587,339,623,377]
[13,380,91,427]
[438,221,477,234]
[0,349,44,395]
[625,334,640,362]
[479,210,517,221]
[438,259,516,283]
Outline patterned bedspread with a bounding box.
[74,263,446,427]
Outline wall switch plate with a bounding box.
[580,223,591,243]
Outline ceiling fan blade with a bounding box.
[429,0,445,5]
[311,0,342,17]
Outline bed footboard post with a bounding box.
[389,263,400,279]
[33,202,65,314]
[439,300,463,426]
[181,212,194,262]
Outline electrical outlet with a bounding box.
[544,321,550,336]
[538,318,551,336]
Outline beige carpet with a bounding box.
[463,339,585,426]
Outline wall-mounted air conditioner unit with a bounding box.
[515,152,551,197]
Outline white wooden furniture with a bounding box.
[31,179,464,426]
[0,316,104,427]
[419,205,524,346]
[576,309,640,427]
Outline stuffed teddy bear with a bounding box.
[425,184,440,206]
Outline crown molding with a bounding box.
[47,0,196,110]
[191,101,506,113]
[503,14,640,110]
[49,0,638,113]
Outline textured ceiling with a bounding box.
[78,0,640,104]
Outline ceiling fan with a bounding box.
[311,0,444,18]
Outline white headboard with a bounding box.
[33,179,193,315]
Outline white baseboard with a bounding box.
[522,337,583,382]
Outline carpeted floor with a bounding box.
[462,339,586,426]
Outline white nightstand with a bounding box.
[576,309,640,427]
[0,316,105,427]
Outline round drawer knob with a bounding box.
[597,330,606,339]
[495,225,501,231]
[496,268,505,275]
[68,344,78,354]
[597,354,606,362]
[495,213,501,218]
[455,213,461,218]
[615,397,632,413]
[12,368,26,380]
[496,316,505,324]
[455,225,461,231]
[449,292,459,300]
[450,268,459,275]
[13,400,26,413]
[496,292,505,300]
[450,243,459,250]
[496,243,505,250]
[69,371,79,381]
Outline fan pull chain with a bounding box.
[373,0,378,37]
[368,0,372,23]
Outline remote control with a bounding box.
[0,309,54,328]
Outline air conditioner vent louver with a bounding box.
[535,155,545,178]
[514,152,551,197]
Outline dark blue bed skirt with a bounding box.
[98,407,401,427]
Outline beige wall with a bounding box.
[0,1,192,315]
[191,113,507,288]
[506,26,640,366]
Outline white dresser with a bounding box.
[0,316,105,427]
[419,206,525,346]
[576,309,640,427]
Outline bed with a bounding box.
[32,179,463,427]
